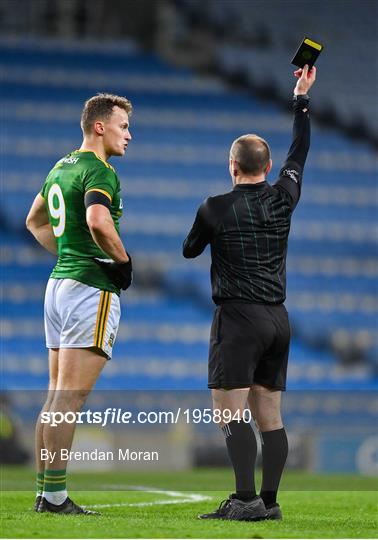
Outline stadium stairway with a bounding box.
[0,37,377,393]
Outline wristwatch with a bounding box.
[293,94,310,101]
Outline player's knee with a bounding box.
[69,389,90,410]
[50,389,89,413]
[41,387,57,413]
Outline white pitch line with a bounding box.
[126,485,207,499]
[91,498,208,509]
[90,485,211,509]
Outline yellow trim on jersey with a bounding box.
[76,149,115,172]
[86,188,112,202]
[94,291,106,347]
[304,38,322,51]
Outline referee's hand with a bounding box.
[294,64,316,95]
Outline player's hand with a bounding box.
[293,64,316,95]
[94,255,133,290]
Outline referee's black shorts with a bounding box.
[208,302,290,391]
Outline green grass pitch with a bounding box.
[1,467,377,538]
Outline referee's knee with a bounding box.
[255,415,283,432]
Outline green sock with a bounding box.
[36,472,44,496]
[43,469,67,492]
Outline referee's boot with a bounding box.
[38,496,100,515]
[264,502,282,520]
[198,494,268,521]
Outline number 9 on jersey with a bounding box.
[48,183,66,237]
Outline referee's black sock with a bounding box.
[260,427,288,507]
[222,420,257,501]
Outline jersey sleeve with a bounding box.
[274,95,311,210]
[83,165,118,203]
[275,159,304,208]
[183,197,216,258]
[40,181,47,199]
[39,172,54,200]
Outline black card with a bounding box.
[291,37,323,68]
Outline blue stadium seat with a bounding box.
[1,38,377,392]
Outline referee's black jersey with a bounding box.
[183,95,310,305]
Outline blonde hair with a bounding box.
[81,93,132,134]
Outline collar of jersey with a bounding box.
[233,181,267,191]
[74,149,114,171]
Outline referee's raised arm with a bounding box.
[275,64,316,209]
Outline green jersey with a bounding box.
[40,149,123,295]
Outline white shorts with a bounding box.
[44,278,121,359]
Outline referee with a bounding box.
[183,65,316,521]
